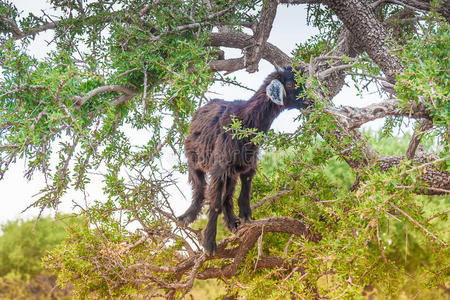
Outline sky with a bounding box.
[0,1,388,226]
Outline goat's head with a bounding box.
[266,66,310,109]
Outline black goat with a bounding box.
[178,66,309,254]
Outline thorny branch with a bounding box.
[91,216,318,295]
[2,1,449,296]
[325,100,432,130]
[389,202,448,247]
[70,85,138,106]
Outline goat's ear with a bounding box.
[266,79,285,106]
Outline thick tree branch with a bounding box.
[173,217,317,281]
[2,20,60,42]
[324,0,404,82]
[319,98,449,195]
[245,0,279,72]
[437,0,450,22]
[0,17,23,36]
[210,57,245,74]
[325,100,432,130]
[197,217,315,279]
[377,154,450,194]
[209,31,296,71]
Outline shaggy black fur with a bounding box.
[178,67,309,254]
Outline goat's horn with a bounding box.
[275,65,284,73]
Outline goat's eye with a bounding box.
[285,82,294,89]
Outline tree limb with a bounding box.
[244,0,279,72]
[406,119,433,160]
[377,154,450,195]
[210,57,245,74]
[4,21,60,42]
[325,100,432,130]
[209,31,296,71]
[70,85,138,106]
[324,0,404,82]
[174,217,318,280]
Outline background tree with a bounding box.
[0,0,448,298]
[0,215,77,299]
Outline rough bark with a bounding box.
[326,100,432,130]
[324,0,404,82]
[171,217,317,281]
[406,120,433,160]
[209,31,294,69]
[244,0,279,72]
[437,0,450,22]
[378,154,450,194]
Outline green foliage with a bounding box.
[0,215,77,299]
[395,20,449,152]
[0,0,218,211]
[228,134,449,299]
[0,1,449,299]
[0,215,80,278]
[0,273,72,300]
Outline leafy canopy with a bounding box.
[0,0,448,298]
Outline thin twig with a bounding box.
[376,216,388,264]
[389,203,448,247]
[405,224,408,266]
[398,156,449,177]
[116,67,140,78]
[254,225,264,271]
[251,189,293,210]
[317,64,355,80]
[426,209,450,223]
[283,234,295,258]
[396,185,450,194]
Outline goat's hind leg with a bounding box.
[178,168,206,225]
[204,173,226,254]
[222,176,240,232]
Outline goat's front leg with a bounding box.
[204,172,225,254]
[238,168,256,223]
[222,176,240,232]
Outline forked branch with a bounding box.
[70,85,138,106]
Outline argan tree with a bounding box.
[0,0,448,298]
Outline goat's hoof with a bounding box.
[228,218,241,233]
[177,213,195,225]
[204,240,217,255]
[239,216,252,224]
